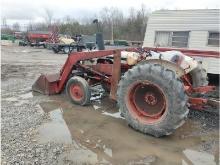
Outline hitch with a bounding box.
[189,97,219,110]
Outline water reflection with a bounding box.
[37,108,72,144]
[182,149,217,165]
[34,95,219,165]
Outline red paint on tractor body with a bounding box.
[32,47,217,110]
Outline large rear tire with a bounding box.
[66,76,91,105]
[117,63,189,137]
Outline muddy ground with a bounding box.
[1,44,219,165]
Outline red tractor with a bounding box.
[32,47,216,137]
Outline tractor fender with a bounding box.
[122,50,198,74]
[148,51,198,74]
[139,59,185,78]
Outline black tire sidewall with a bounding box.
[117,64,188,137]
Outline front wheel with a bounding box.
[117,63,189,137]
[66,76,91,105]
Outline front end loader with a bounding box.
[32,48,216,137]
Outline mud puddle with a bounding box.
[37,108,72,144]
[31,93,219,165]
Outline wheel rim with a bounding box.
[126,81,167,124]
[64,47,69,53]
[70,84,84,101]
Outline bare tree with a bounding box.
[2,17,7,25]
[44,8,54,25]
[1,18,13,34]
[12,22,20,31]
[2,17,8,28]
[24,6,150,40]
[27,22,33,31]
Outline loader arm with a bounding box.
[58,50,122,93]
[32,48,134,95]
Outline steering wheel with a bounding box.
[135,47,152,57]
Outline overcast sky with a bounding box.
[1,0,220,25]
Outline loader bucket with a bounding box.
[32,73,60,95]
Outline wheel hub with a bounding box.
[70,84,84,101]
[126,81,167,123]
[144,93,157,105]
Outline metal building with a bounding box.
[143,9,219,74]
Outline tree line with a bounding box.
[2,5,150,41]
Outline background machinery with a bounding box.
[19,31,50,47]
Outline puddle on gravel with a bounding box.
[102,111,124,119]
[182,149,217,165]
[37,108,72,144]
[19,92,33,99]
[14,100,29,106]
[58,148,101,164]
[2,97,18,102]
[12,50,42,53]
[35,96,219,165]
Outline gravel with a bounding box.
[188,108,219,132]
[1,63,65,164]
[1,46,219,164]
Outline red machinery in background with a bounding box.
[26,31,50,47]
[19,31,50,47]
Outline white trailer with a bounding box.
[143,9,220,74]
